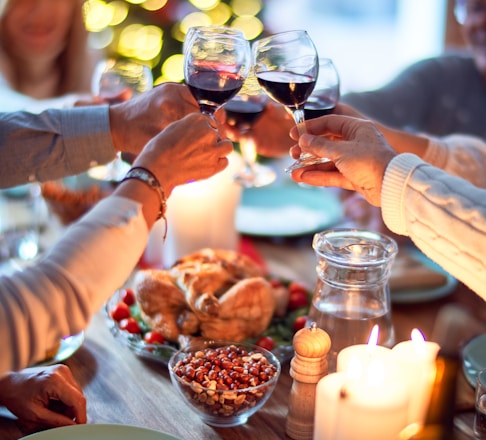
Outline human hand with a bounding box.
[109,82,199,157]
[219,100,294,158]
[289,115,397,206]
[133,112,233,196]
[0,365,86,434]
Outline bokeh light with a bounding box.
[85,0,265,84]
[189,0,220,11]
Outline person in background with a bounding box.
[0,0,100,112]
[341,0,486,139]
[0,82,233,432]
[289,114,486,298]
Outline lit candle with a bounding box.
[336,325,398,380]
[314,326,410,439]
[156,152,243,267]
[391,328,440,427]
[314,355,409,440]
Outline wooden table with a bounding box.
[0,237,484,440]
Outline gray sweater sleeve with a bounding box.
[0,105,116,188]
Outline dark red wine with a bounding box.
[224,99,265,131]
[256,71,315,109]
[304,96,336,119]
[187,71,244,114]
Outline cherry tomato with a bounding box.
[288,281,309,295]
[143,330,165,345]
[121,288,136,306]
[268,277,284,288]
[255,336,275,351]
[110,302,130,322]
[119,317,141,334]
[287,290,309,311]
[293,315,308,333]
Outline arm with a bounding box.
[0,83,200,188]
[0,113,233,374]
[289,114,486,299]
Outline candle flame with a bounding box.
[366,325,379,353]
[411,328,427,357]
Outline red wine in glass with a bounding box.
[224,99,265,131]
[256,71,316,110]
[186,71,244,115]
[304,96,336,119]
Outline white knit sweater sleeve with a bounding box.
[0,195,149,374]
[382,153,486,299]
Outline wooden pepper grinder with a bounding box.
[286,321,331,440]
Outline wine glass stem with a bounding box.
[239,133,257,172]
[292,108,307,136]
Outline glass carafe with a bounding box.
[308,228,398,372]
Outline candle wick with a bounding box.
[339,386,348,399]
[310,321,317,332]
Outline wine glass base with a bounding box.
[285,156,331,173]
[233,164,276,188]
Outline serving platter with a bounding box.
[105,276,311,365]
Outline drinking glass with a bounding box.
[225,72,276,187]
[252,30,319,172]
[89,59,153,181]
[184,26,251,118]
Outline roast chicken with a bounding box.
[133,248,276,342]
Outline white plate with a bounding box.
[34,331,85,367]
[390,250,458,304]
[236,183,342,236]
[20,424,182,440]
[462,333,486,387]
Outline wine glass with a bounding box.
[252,30,320,172]
[184,26,252,118]
[304,58,340,120]
[89,58,153,182]
[225,73,276,187]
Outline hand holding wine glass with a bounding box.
[184,26,251,118]
[252,30,321,172]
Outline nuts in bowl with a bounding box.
[168,340,281,427]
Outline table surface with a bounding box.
[0,237,485,440]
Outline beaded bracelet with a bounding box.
[120,166,168,238]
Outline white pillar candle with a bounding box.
[391,328,440,427]
[156,152,243,267]
[314,358,409,440]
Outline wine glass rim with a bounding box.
[253,29,310,45]
[186,25,246,38]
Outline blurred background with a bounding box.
[83,0,464,94]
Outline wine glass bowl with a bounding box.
[304,58,340,120]
[92,58,153,104]
[252,30,320,172]
[225,74,276,188]
[184,26,252,117]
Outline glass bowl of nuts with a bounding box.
[168,340,281,427]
